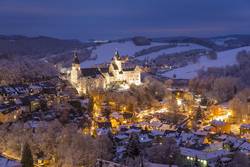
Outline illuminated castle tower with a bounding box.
[70,52,81,85]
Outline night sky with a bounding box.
[1,0,250,41]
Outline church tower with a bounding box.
[109,51,122,76]
[70,51,81,85]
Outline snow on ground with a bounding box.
[81,41,163,67]
[136,43,208,61]
[0,156,21,167]
[162,46,250,79]
[146,162,177,167]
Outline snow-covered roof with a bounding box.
[79,99,89,105]
[211,120,226,126]
[239,142,250,152]
[150,121,162,128]
[146,162,177,167]
[221,157,231,162]
[29,84,42,90]
[193,130,208,136]
[217,134,228,140]
[138,122,149,126]
[203,142,223,152]
[115,134,129,140]
[111,112,123,119]
[159,124,177,131]
[180,147,231,160]
[116,146,126,153]
[179,132,194,142]
[240,124,250,130]
[150,130,164,136]
[165,132,177,138]
[0,156,21,167]
[96,128,109,136]
[224,136,245,148]
[139,134,152,143]
[126,128,141,134]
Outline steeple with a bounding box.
[114,50,120,60]
[71,51,81,85]
[73,51,80,64]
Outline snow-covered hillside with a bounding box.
[80,41,209,68]
[162,46,250,79]
[136,43,208,61]
[81,41,163,67]
[211,37,237,46]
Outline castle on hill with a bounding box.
[70,51,141,94]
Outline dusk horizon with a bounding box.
[1,0,250,41]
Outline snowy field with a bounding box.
[162,46,250,79]
[80,41,209,68]
[81,41,164,67]
[136,43,208,61]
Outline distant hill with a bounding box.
[152,34,250,51]
[0,35,85,57]
[132,36,151,46]
[1,34,250,68]
[152,36,219,50]
[0,35,96,67]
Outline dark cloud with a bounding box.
[0,0,250,40]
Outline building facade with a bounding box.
[70,52,141,95]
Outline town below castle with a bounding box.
[0,46,250,167]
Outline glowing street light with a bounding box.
[177,99,182,106]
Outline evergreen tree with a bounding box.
[207,51,217,60]
[126,133,140,159]
[200,97,208,106]
[194,106,203,122]
[107,131,116,158]
[215,157,223,167]
[194,156,199,167]
[103,106,111,119]
[173,111,179,125]
[21,143,34,167]
[88,96,94,116]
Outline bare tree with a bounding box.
[228,152,250,167]
[146,138,180,165]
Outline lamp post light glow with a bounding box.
[177,99,182,106]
